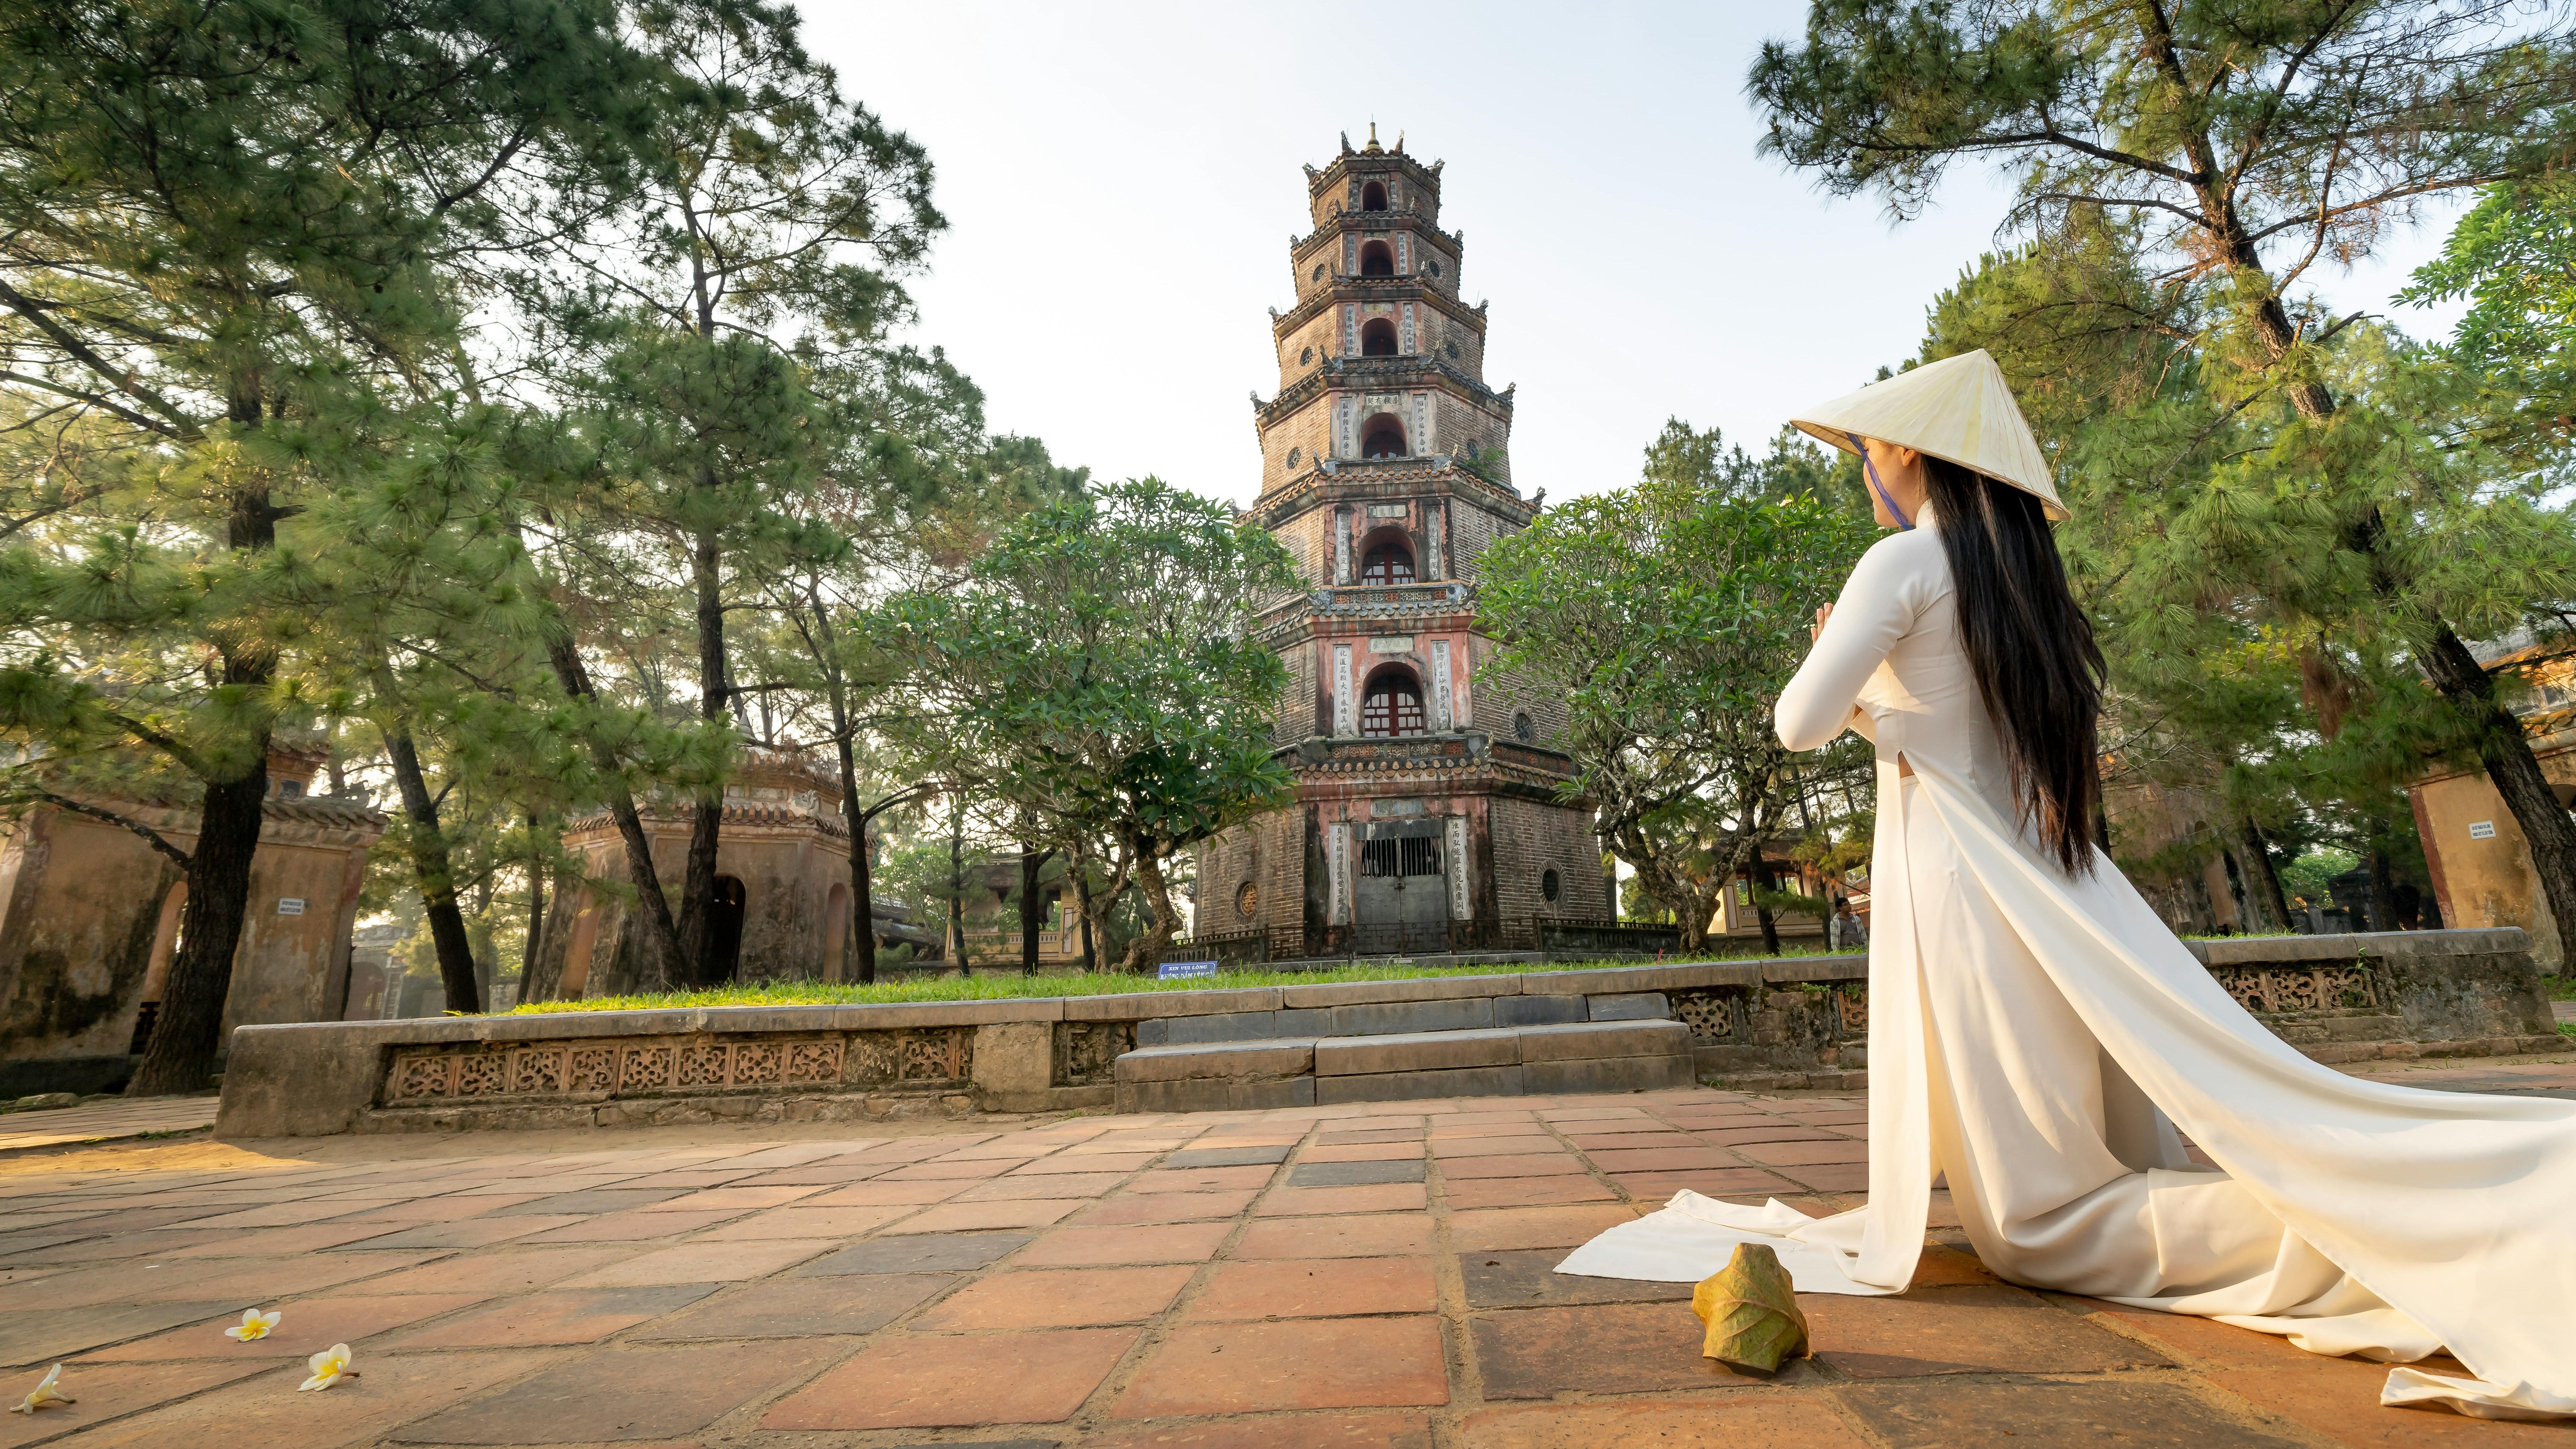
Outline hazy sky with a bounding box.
[809,3,2472,507]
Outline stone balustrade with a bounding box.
[208,928,2559,1139]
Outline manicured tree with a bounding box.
[0,0,642,1091]
[888,479,1298,973]
[1480,425,1876,953]
[1753,0,2576,947]
[526,0,942,987]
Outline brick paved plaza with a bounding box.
[3,1072,2571,1449]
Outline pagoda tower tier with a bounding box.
[1194,129,1607,960]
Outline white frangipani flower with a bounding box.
[11,1364,72,1414]
[298,1344,353,1393]
[225,1308,281,1342]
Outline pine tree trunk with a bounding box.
[525,809,546,980]
[2238,819,2294,932]
[947,810,968,977]
[1751,854,1783,957]
[676,532,729,987]
[835,735,877,986]
[1019,845,1047,975]
[546,635,686,987]
[126,754,267,1096]
[1074,865,1098,973]
[2365,838,2400,933]
[382,718,483,1014]
[2413,623,2576,947]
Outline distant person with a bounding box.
[1560,350,2573,1422]
[1828,897,1867,952]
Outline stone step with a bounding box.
[1111,1019,1694,1112]
[1135,989,1675,1047]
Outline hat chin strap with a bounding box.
[1851,432,1914,531]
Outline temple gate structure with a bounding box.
[1193,129,1609,958]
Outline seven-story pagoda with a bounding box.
[1194,128,1607,958]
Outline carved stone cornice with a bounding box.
[1272,280,1485,343]
[1289,211,1461,263]
[1255,355,1511,433]
[1252,458,1536,525]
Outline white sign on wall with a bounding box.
[276,898,306,916]
[1369,635,1413,653]
[2469,820,2498,840]
[1333,644,1355,736]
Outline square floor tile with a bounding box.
[1164,1144,1294,1168]
[1233,1215,1433,1260]
[358,1247,637,1297]
[512,1209,740,1243]
[1448,1205,1641,1252]
[0,1302,234,1369]
[1183,1257,1435,1321]
[395,1338,846,1443]
[631,1271,956,1340]
[1735,1140,1872,1167]
[688,1204,915,1240]
[1462,1249,1690,1309]
[1253,1184,1426,1217]
[1078,1190,1258,1226]
[1583,1147,1744,1173]
[792,1232,1035,1276]
[804,1179,970,1207]
[1114,1317,1447,1416]
[557,1237,834,1287]
[1428,1136,1559,1158]
[889,1199,1088,1233]
[763,1327,1136,1430]
[1125,1165,1279,1193]
[1441,1176,1616,1210]
[66,1346,564,1448]
[911,1265,1196,1330]
[0,1358,275,1449]
[1460,1397,1871,1448]
[1803,1285,2173,1378]
[958,1173,1130,1201]
[1611,1169,1801,1200]
[1288,1160,1425,1188]
[1300,1142,1425,1163]
[1012,1220,1231,1267]
[1471,1300,1780,1398]
[1437,1154,1581,1180]
[384,1284,717,1347]
[77,1293,490,1362]
[1847,1380,2310,1447]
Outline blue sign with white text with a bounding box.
[1157,960,1219,980]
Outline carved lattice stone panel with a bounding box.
[844,1029,974,1086]
[1836,985,1868,1033]
[1669,989,1741,1044]
[1055,1021,1136,1086]
[2211,965,2380,1015]
[383,1033,886,1105]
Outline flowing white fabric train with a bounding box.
[1557,517,2576,1420]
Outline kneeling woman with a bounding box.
[1560,350,2575,1421]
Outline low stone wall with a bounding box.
[209,928,2557,1138]
[2187,928,2558,1063]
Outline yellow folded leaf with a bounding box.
[1692,1242,1809,1374]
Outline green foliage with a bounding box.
[2277,847,2360,908]
[888,478,1300,973]
[1480,423,1875,950]
[2402,179,2576,463]
[511,950,1857,1013]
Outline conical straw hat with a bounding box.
[1788,350,2065,520]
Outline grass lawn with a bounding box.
[508,946,1853,1015]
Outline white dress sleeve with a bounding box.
[1775,534,1929,751]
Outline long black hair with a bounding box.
[1921,456,2104,874]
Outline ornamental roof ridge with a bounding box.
[1306,147,1444,195]
[1252,460,1536,519]
[1255,356,1512,427]
[1271,279,1482,340]
[1290,213,1461,258]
